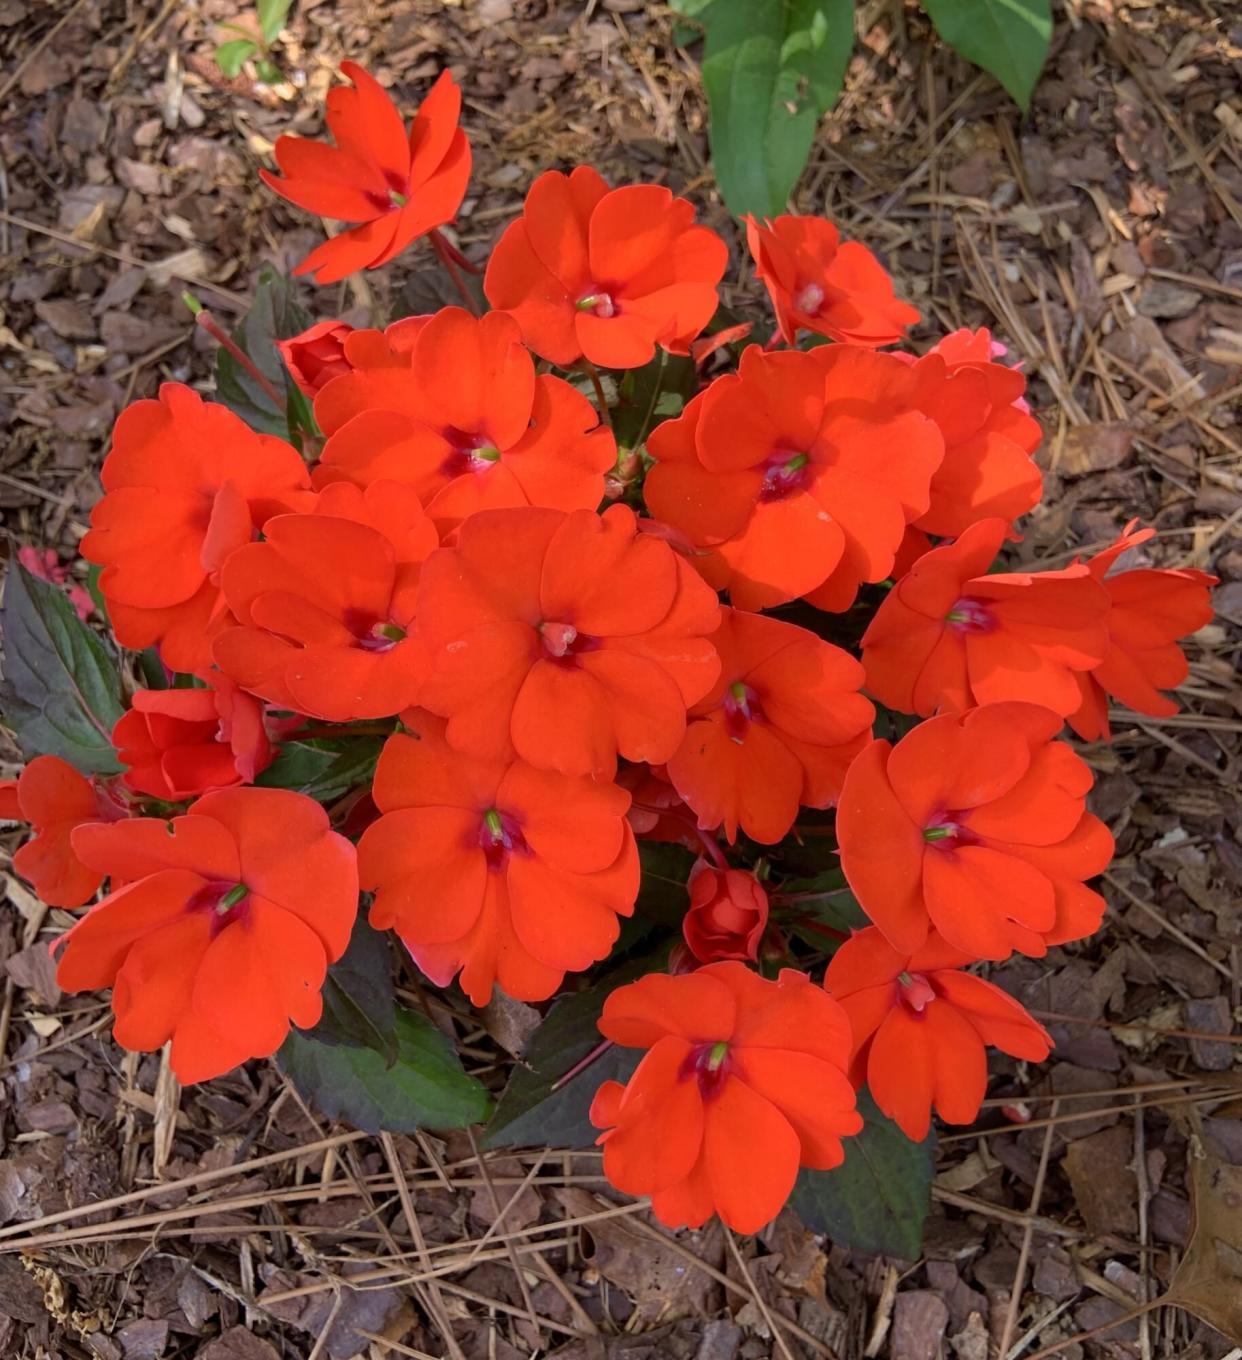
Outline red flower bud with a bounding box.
[682,859,769,964]
[113,676,274,802]
[277,320,355,398]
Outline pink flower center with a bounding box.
[723,681,763,742]
[365,172,411,215]
[681,1039,733,1099]
[537,620,599,666]
[759,450,812,502]
[921,813,976,850]
[794,282,826,315]
[189,879,250,935]
[575,290,617,318]
[342,609,407,652]
[897,971,936,1013]
[945,597,994,633]
[442,426,503,477]
[478,807,528,869]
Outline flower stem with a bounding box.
[429,226,481,274]
[550,1037,615,1092]
[193,308,285,410]
[430,229,480,314]
[581,359,614,431]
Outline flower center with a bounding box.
[442,427,503,477]
[478,807,527,869]
[189,879,251,934]
[921,813,975,850]
[898,971,936,1014]
[759,450,812,502]
[575,290,617,318]
[794,282,825,315]
[342,608,406,652]
[681,1039,734,1098]
[945,597,994,633]
[723,681,763,742]
[537,620,598,666]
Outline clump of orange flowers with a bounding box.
[1,61,1217,1244]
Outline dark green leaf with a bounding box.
[215,38,259,78]
[84,565,108,622]
[613,350,697,449]
[0,565,124,775]
[256,738,383,802]
[278,1006,492,1133]
[921,0,1051,111]
[305,914,398,1063]
[698,0,854,218]
[635,841,695,929]
[780,870,869,949]
[215,267,312,441]
[485,955,663,1150]
[398,266,487,321]
[256,0,294,45]
[789,1091,935,1257]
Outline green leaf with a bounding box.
[789,1091,935,1257]
[305,913,398,1064]
[278,1006,492,1133]
[257,0,294,45]
[215,267,312,442]
[215,38,259,78]
[634,841,695,929]
[921,0,1051,111]
[780,869,869,949]
[612,351,697,449]
[485,955,663,1150]
[255,57,283,84]
[0,565,124,775]
[256,738,383,802]
[698,0,855,218]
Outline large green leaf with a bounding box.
[0,565,124,775]
[256,738,383,802]
[485,956,664,1150]
[921,0,1052,111]
[278,1006,492,1133]
[789,1091,935,1257]
[693,0,855,218]
[304,914,398,1064]
[215,267,313,442]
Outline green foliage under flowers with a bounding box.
[673,0,1052,218]
[790,1091,937,1258]
[0,564,125,776]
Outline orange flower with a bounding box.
[825,927,1052,1140]
[277,320,355,398]
[683,861,769,964]
[1067,520,1217,740]
[644,345,943,611]
[0,757,123,908]
[82,384,312,675]
[902,328,1044,537]
[483,167,728,369]
[312,307,616,536]
[55,788,357,1083]
[262,64,470,285]
[837,703,1112,960]
[591,963,862,1233]
[213,481,436,721]
[359,711,638,1005]
[745,215,919,347]
[113,674,273,802]
[861,517,1110,717]
[665,608,873,844]
[416,505,721,777]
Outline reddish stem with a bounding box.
[630,802,727,870]
[195,310,285,409]
[551,1037,615,1093]
[429,226,481,274]
[430,229,480,314]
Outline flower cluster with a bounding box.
[1,64,1216,1241]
